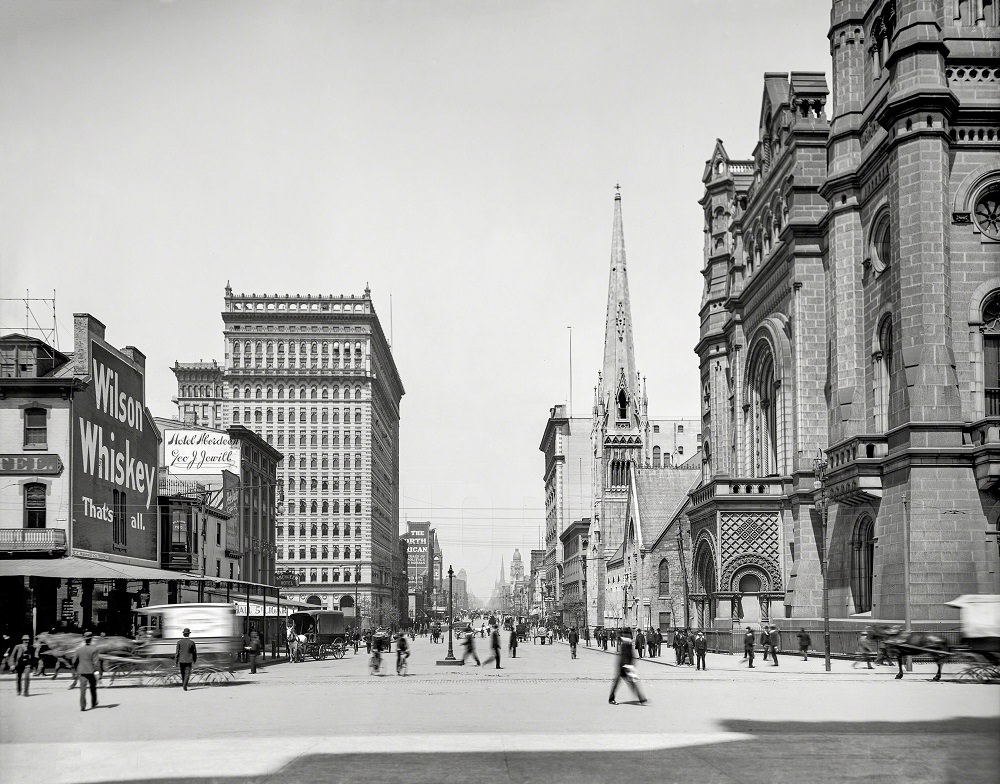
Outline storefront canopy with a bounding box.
[0,557,204,582]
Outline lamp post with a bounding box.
[623,581,630,630]
[581,536,589,644]
[445,565,456,661]
[813,448,832,672]
[354,567,361,632]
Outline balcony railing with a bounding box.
[826,434,887,505]
[690,476,786,510]
[0,528,67,554]
[968,416,1000,491]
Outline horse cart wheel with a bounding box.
[312,644,327,660]
[332,640,346,659]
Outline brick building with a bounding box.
[690,0,999,635]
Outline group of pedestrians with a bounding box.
[460,624,519,669]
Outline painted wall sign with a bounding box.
[0,454,64,475]
[164,429,241,475]
[72,341,159,563]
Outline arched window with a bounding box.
[874,315,894,433]
[24,483,46,528]
[298,500,306,514]
[233,387,241,399]
[354,547,361,559]
[746,341,779,476]
[344,522,351,536]
[322,501,329,513]
[851,516,875,614]
[310,501,318,514]
[332,546,340,559]
[652,445,661,468]
[266,409,273,423]
[355,386,362,400]
[983,291,1000,417]
[311,524,318,536]
[255,386,262,399]
[321,523,328,536]
[658,560,670,596]
[311,387,318,399]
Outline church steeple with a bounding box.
[600,188,640,431]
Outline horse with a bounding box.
[35,632,139,683]
[866,624,950,681]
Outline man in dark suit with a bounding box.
[175,628,197,690]
[608,631,646,705]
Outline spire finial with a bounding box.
[614,183,621,199]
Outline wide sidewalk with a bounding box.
[2,634,997,784]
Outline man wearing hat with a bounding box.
[7,634,36,696]
[175,628,197,690]
[73,631,102,711]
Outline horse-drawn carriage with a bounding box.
[865,594,1000,682]
[286,610,348,661]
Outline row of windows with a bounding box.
[275,455,364,471]
[289,501,363,514]
[284,478,362,493]
[278,523,357,537]
[234,385,364,400]
[281,568,360,584]
[234,340,364,355]
[235,356,363,369]
[232,408,362,424]
[282,546,362,560]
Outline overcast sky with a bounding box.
[1,0,830,600]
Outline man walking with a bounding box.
[768,625,780,666]
[608,631,647,705]
[760,626,772,664]
[693,630,708,670]
[461,628,481,666]
[635,628,645,658]
[568,627,579,659]
[483,626,502,669]
[175,627,197,690]
[797,628,812,661]
[744,626,756,668]
[508,626,518,659]
[73,631,102,711]
[248,629,261,674]
[7,634,36,696]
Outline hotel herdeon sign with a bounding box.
[73,342,159,564]
[164,429,241,476]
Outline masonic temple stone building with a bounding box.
[690,0,1000,634]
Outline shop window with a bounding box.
[24,408,47,448]
[24,483,46,528]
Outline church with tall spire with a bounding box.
[589,189,701,631]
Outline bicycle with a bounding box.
[368,650,383,675]
[396,652,409,676]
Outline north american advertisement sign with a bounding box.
[164,429,241,475]
[73,342,159,563]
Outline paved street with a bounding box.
[2,636,998,784]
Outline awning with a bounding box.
[0,556,204,582]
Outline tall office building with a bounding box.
[173,286,404,620]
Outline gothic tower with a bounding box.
[592,189,647,588]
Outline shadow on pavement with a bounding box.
[87,716,1000,784]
